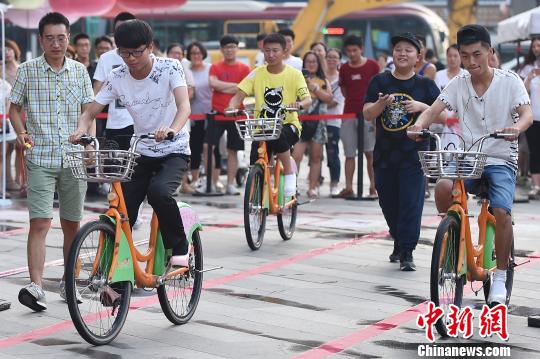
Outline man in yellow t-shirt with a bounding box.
[228,33,312,196]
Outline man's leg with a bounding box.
[483,165,516,304]
[364,151,375,195]
[492,208,513,270]
[374,167,399,262]
[339,118,357,196]
[146,155,189,253]
[27,218,52,286]
[396,166,426,271]
[227,149,238,186]
[344,157,355,192]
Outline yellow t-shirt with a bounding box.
[237,64,309,131]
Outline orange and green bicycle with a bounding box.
[227,107,298,250]
[64,134,207,345]
[410,129,516,337]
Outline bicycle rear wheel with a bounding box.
[65,220,132,346]
[430,215,465,337]
[483,236,515,306]
[244,165,266,250]
[158,230,203,324]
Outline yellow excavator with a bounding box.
[291,0,478,55]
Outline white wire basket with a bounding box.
[65,150,140,183]
[418,150,488,179]
[235,116,283,141]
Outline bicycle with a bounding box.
[226,107,298,250]
[64,134,206,345]
[409,129,516,337]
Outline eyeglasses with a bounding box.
[117,46,147,59]
[43,35,68,45]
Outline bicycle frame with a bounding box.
[446,179,496,283]
[254,141,296,215]
[94,180,202,289]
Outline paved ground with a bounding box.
[0,168,540,358]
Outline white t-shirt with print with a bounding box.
[438,69,530,170]
[93,49,134,130]
[95,56,190,157]
[519,64,540,122]
[326,76,344,128]
[284,55,303,71]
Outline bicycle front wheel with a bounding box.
[158,230,203,324]
[65,220,132,346]
[483,236,515,306]
[431,215,465,338]
[244,165,266,250]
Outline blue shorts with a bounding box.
[464,165,516,214]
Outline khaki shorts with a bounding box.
[341,115,376,158]
[26,161,87,221]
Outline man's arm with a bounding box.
[498,104,533,141]
[406,99,447,139]
[93,80,104,95]
[227,89,247,111]
[157,85,190,141]
[9,103,31,148]
[209,75,238,94]
[69,101,106,143]
[363,93,394,121]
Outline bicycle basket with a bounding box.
[418,150,488,179]
[235,116,283,141]
[65,149,140,183]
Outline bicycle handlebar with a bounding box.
[406,129,514,152]
[75,132,175,153]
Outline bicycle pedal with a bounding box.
[512,259,530,268]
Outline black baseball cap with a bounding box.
[457,24,491,47]
[391,32,422,52]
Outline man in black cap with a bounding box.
[410,24,533,305]
[363,32,442,271]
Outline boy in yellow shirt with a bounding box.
[228,33,312,196]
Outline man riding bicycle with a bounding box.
[409,25,533,305]
[227,33,312,197]
[70,20,192,267]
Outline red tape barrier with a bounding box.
[95,112,358,121]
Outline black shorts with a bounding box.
[250,124,300,164]
[205,118,244,151]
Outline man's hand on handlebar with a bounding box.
[406,124,426,142]
[154,127,175,142]
[495,127,519,141]
[286,102,302,111]
[69,128,86,145]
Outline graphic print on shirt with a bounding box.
[112,64,126,109]
[259,86,283,119]
[381,93,417,132]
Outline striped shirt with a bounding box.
[10,55,94,168]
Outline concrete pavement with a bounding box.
[0,175,539,358]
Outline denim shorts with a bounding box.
[464,165,516,214]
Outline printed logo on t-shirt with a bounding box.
[351,74,362,80]
[381,93,417,132]
[112,64,126,110]
[260,86,283,118]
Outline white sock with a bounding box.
[284,173,297,196]
[493,269,507,282]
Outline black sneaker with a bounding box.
[400,250,416,271]
[389,242,400,263]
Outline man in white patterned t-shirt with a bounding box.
[409,25,533,306]
[70,20,192,267]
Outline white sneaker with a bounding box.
[226,184,240,195]
[169,245,192,267]
[284,173,297,197]
[330,185,340,197]
[488,273,507,305]
[59,280,83,304]
[18,282,47,311]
